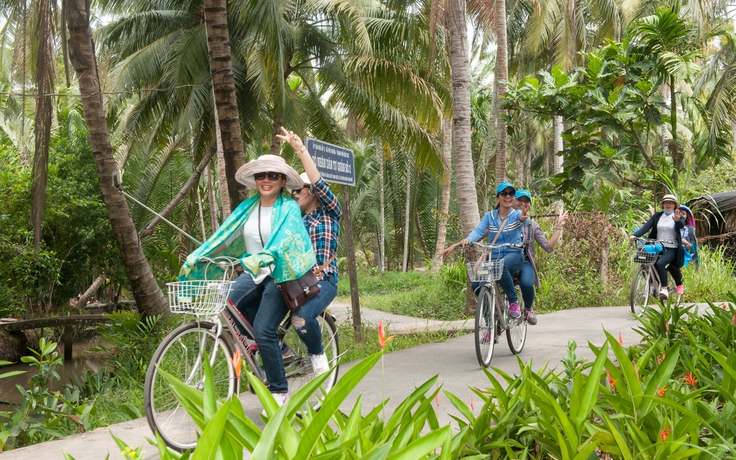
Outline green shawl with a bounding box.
[178,194,316,282]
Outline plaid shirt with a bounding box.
[304,177,341,280]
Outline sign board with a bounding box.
[305,138,356,186]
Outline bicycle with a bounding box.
[467,242,528,368]
[144,257,340,452]
[630,237,682,316]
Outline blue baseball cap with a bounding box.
[515,190,532,202]
[495,181,516,195]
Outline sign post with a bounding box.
[305,138,356,186]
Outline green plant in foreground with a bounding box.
[0,339,93,450]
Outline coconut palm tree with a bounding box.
[66,0,168,317]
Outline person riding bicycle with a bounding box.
[678,205,699,268]
[628,194,686,300]
[179,154,315,408]
[276,127,342,378]
[442,182,530,318]
[516,190,568,326]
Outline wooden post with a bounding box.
[340,185,362,342]
[63,325,73,361]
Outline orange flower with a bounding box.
[732,312,735,327]
[658,386,667,397]
[659,428,671,442]
[681,372,697,387]
[378,320,395,351]
[435,393,440,408]
[633,362,639,379]
[618,332,623,345]
[470,395,475,411]
[665,321,669,332]
[656,353,666,365]
[606,370,618,389]
[231,349,242,380]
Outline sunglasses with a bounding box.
[254,172,285,181]
[498,191,515,197]
[293,186,311,195]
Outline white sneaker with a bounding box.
[273,392,290,406]
[310,352,330,375]
[262,392,290,416]
[659,288,669,300]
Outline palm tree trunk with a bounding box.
[66,0,168,317]
[432,117,452,272]
[402,162,412,272]
[205,158,219,233]
[213,98,231,219]
[494,0,508,184]
[203,0,246,211]
[449,0,480,314]
[378,139,386,273]
[554,115,563,174]
[448,0,480,232]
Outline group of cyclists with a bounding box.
[441,182,569,326]
[177,135,698,410]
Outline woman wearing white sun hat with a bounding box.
[629,194,686,300]
[179,154,315,408]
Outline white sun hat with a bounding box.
[234,155,303,190]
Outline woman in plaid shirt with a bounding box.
[276,127,342,376]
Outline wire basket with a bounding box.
[467,258,504,282]
[633,246,661,265]
[166,280,234,316]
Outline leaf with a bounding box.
[385,425,451,460]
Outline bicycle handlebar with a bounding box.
[631,237,676,246]
[470,241,523,250]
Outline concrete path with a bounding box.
[0,303,665,460]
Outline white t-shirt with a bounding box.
[656,213,678,248]
[242,205,274,284]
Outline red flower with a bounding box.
[618,332,623,345]
[681,372,697,387]
[660,428,671,442]
[658,386,667,397]
[722,303,728,310]
[470,395,475,411]
[607,370,618,389]
[231,349,242,381]
[378,320,395,351]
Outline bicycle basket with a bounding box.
[633,245,662,265]
[467,258,504,282]
[166,280,234,316]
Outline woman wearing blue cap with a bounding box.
[441,182,530,318]
[515,190,568,325]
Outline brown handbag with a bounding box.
[277,254,336,311]
[277,271,321,311]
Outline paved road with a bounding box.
[1,303,654,459]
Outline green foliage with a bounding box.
[0,339,93,450]
[109,352,456,459]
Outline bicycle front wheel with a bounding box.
[506,287,527,354]
[281,312,339,409]
[475,285,496,368]
[144,321,236,452]
[630,268,650,316]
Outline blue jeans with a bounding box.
[497,251,523,304]
[228,274,289,394]
[291,276,337,354]
[518,260,535,310]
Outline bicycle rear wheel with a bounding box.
[506,287,527,354]
[281,312,339,409]
[630,268,650,316]
[144,321,236,452]
[475,285,496,368]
